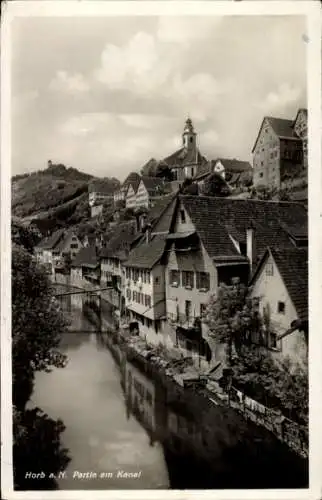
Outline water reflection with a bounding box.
[32,292,307,490]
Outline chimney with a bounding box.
[246,221,256,274]
[145,223,152,244]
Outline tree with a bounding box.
[203,173,230,197]
[180,178,199,195]
[155,162,173,182]
[12,244,70,488]
[204,281,308,425]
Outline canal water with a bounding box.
[31,295,170,490]
[31,292,308,490]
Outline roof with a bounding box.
[122,172,141,193]
[217,158,252,173]
[140,176,164,194]
[30,218,57,236]
[252,115,301,153]
[123,234,168,269]
[124,194,178,267]
[35,229,65,250]
[250,247,308,320]
[180,196,307,268]
[100,221,138,259]
[89,180,114,194]
[71,245,99,268]
[54,230,78,253]
[162,147,207,169]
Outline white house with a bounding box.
[249,246,308,371]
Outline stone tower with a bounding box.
[182,117,197,150]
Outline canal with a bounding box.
[31,291,308,490]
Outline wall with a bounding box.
[249,252,307,370]
[135,182,149,209]
[70,267,83,288]
[125,184,136,209]
[253,119,280,189]
[91,204,103,218]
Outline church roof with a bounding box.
[162,147,207,169]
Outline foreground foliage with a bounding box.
[12,241,70,489]
[204,282,308,425]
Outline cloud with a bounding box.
[94,32,172,94]
[49,70,89,93]
[257,83,303,113]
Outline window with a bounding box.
[182,271,194,288]
[126,289,131,300]
[70,243,78,249]
[155,276,159,285]
[196,272,210,290]
[146,271,150,283]
[277,301,285,314]
[180,210,186,223]
[169,270,180,286]
[146,296,151,308]
[269,332,277,349]
[185,300,192,319]
[259,172,263,178]
[72,236,77,241]
[133,290,136,301]
[191,167,194,177]
[265,263,274,276]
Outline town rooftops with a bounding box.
[194,158,252,181]
[71,245,99,268]
[35,229,65,250]
[100,221,138,260]
[250,246,308,321]
[123,233,168,269]
[179,195,307,268]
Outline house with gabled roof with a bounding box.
[194,158,253,192]
[249,246,308,371]
[35,228,82,274]
[252,109,307,190]
[114,172,141,205]
[150,195,307,361]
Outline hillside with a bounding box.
[12,163,120,218]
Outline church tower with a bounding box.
[182,117,197,150]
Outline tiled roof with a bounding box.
[71,245,99,268]
[266,117,297,139]
[252,115,301,153]
[122,172,141,193]
[270,247,308,320]
[123,234,168,269]
[35,229,65,250]
[54,230,78,253]
[100,221,138,259]
[162,147,207,168]
[180,196,307,267]
[89,180,114,194]
[124,194,178,267]
[218,158,252,173]
[141,176,164,194]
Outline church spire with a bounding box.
[182,117,196,149]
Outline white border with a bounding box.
[1,2,321,500]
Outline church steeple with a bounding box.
[182,117,197,149]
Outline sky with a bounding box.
[11,15,307,181]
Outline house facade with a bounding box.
[35,229,82,273]
[249,247,308,371]
[293,108,308,172]
[125,184,137,210]
[252,110,307,190]
[114,172,141,205]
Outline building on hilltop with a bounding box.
[252,108,308,190]
[161,118,208,185]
